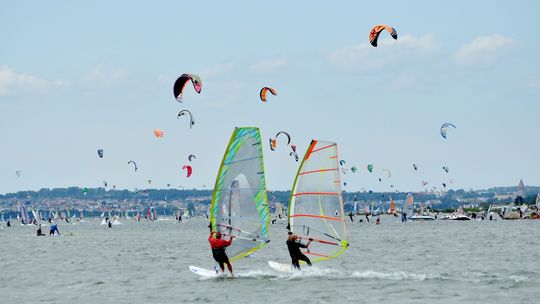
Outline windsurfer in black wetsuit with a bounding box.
[36,224,45,236]
[286,233,312,270]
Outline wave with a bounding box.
[351,270,433,281]
[198,268,534,284]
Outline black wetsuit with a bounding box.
[286,239,312,270]
[209,234,233,271]
[211,248,229,270]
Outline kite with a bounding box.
[182,165,192,177]
[154,129,164,138]
[173,74,202,102]
[260,87,277,102]
[128,160,138,172]
[367,164,374,173]
[440,123,456,139]
[275,131,291,145]
[177,110,195,128]
[369,25,398,47]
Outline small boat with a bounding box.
[410,201,435,221]
[499,205,523,220]
[451,214,471,221]
[410,214,435,221]
[449,206,471,220]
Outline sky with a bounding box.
[1,1,539,194]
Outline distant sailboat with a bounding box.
[274,202,285,220]
[401,193,414,222]
[530,194,540,219]
[19,206,32,225]
[31,209,40,225]
[388,196,396,215]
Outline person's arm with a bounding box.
[297,241,308,248]
[225,235,235,246]
[297,238,313,248]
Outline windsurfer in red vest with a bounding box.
[208,231,234,275]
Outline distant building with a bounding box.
[494,194,514,201]
[517,179,525,198]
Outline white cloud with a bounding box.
[328,34,439,72]
[200,62,233,79]
[85,65,128,87]
[453,34,515,66]
[249,58,288,73]
[0,65,68,96]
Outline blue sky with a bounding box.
[1,1,539,194]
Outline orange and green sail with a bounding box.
[288,140,349,263]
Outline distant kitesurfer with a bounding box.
[286,233,312,270]
[37,225,45,236]
[49,223,60,236]
[208,230,234,275]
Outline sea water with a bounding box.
[1,217,539,303]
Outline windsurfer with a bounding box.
[208,231,234,275]
[286,233,312,270]
[36,224,45,236]
[49,223,60,236]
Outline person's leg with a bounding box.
[299,254,312,266]
[292,258,300,270]
[218,261,225,272]
[224,259,233,274]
